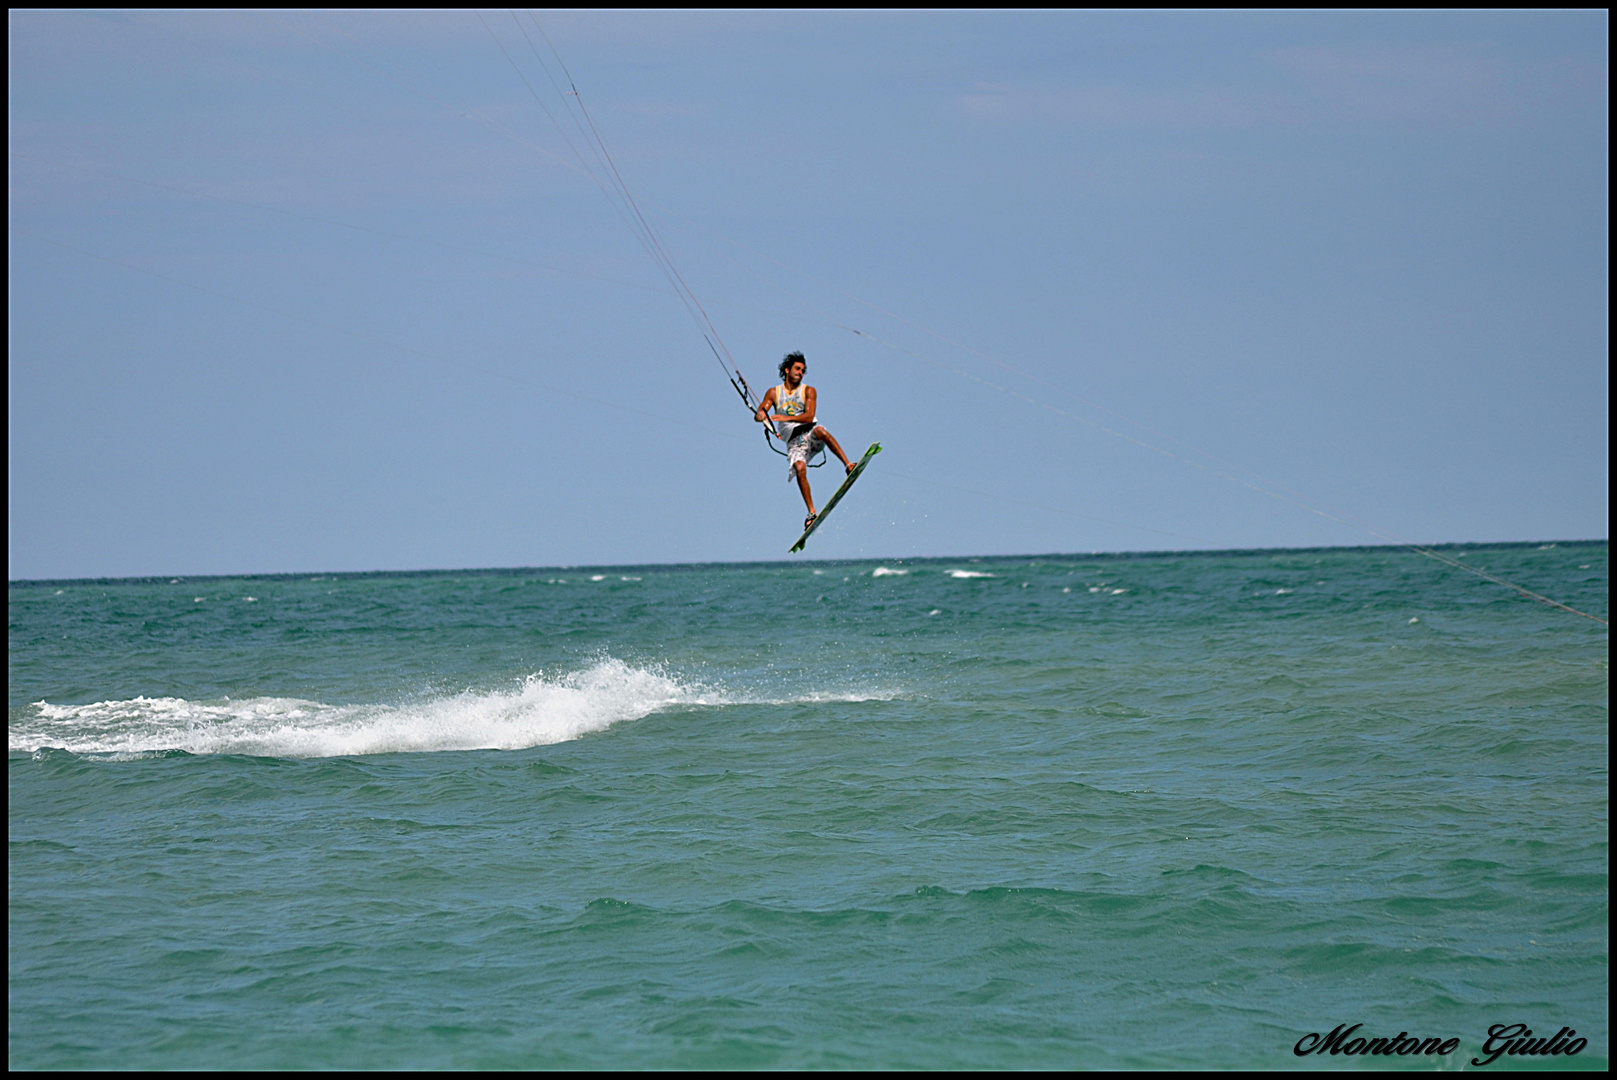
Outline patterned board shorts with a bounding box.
[786,425,825,477]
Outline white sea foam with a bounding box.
[947,570,994,579]
[13,660,900,759]
[871,566,908,577]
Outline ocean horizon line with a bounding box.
[9,537,1607,588]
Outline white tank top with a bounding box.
[774,382,809,440]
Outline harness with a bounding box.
[769,382,824,467]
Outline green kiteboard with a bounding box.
[790,442,882,553]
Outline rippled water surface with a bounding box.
[9,545,1608,1068]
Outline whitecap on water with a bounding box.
[13,661,904,759]
[871,567,908,577]
[13,661,692,758]
[947,570,994,579]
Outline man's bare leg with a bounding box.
[793,460,816,522]
[813,426,856,474]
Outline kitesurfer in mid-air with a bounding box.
[755,351,856,530]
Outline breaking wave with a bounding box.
[12,659,898,759]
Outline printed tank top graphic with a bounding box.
[774,383,810,440]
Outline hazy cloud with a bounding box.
[959,40,1603,133]
[958,84,1299,129]
[1269,42,1513,127]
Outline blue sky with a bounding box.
[8,10,1608,578]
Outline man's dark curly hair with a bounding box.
[778,351,807,379]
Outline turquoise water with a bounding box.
[9,544,1608,1069]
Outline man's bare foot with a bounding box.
[804,513,817,531]
[844,461,857,475]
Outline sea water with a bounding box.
[9,544,1608,1068]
